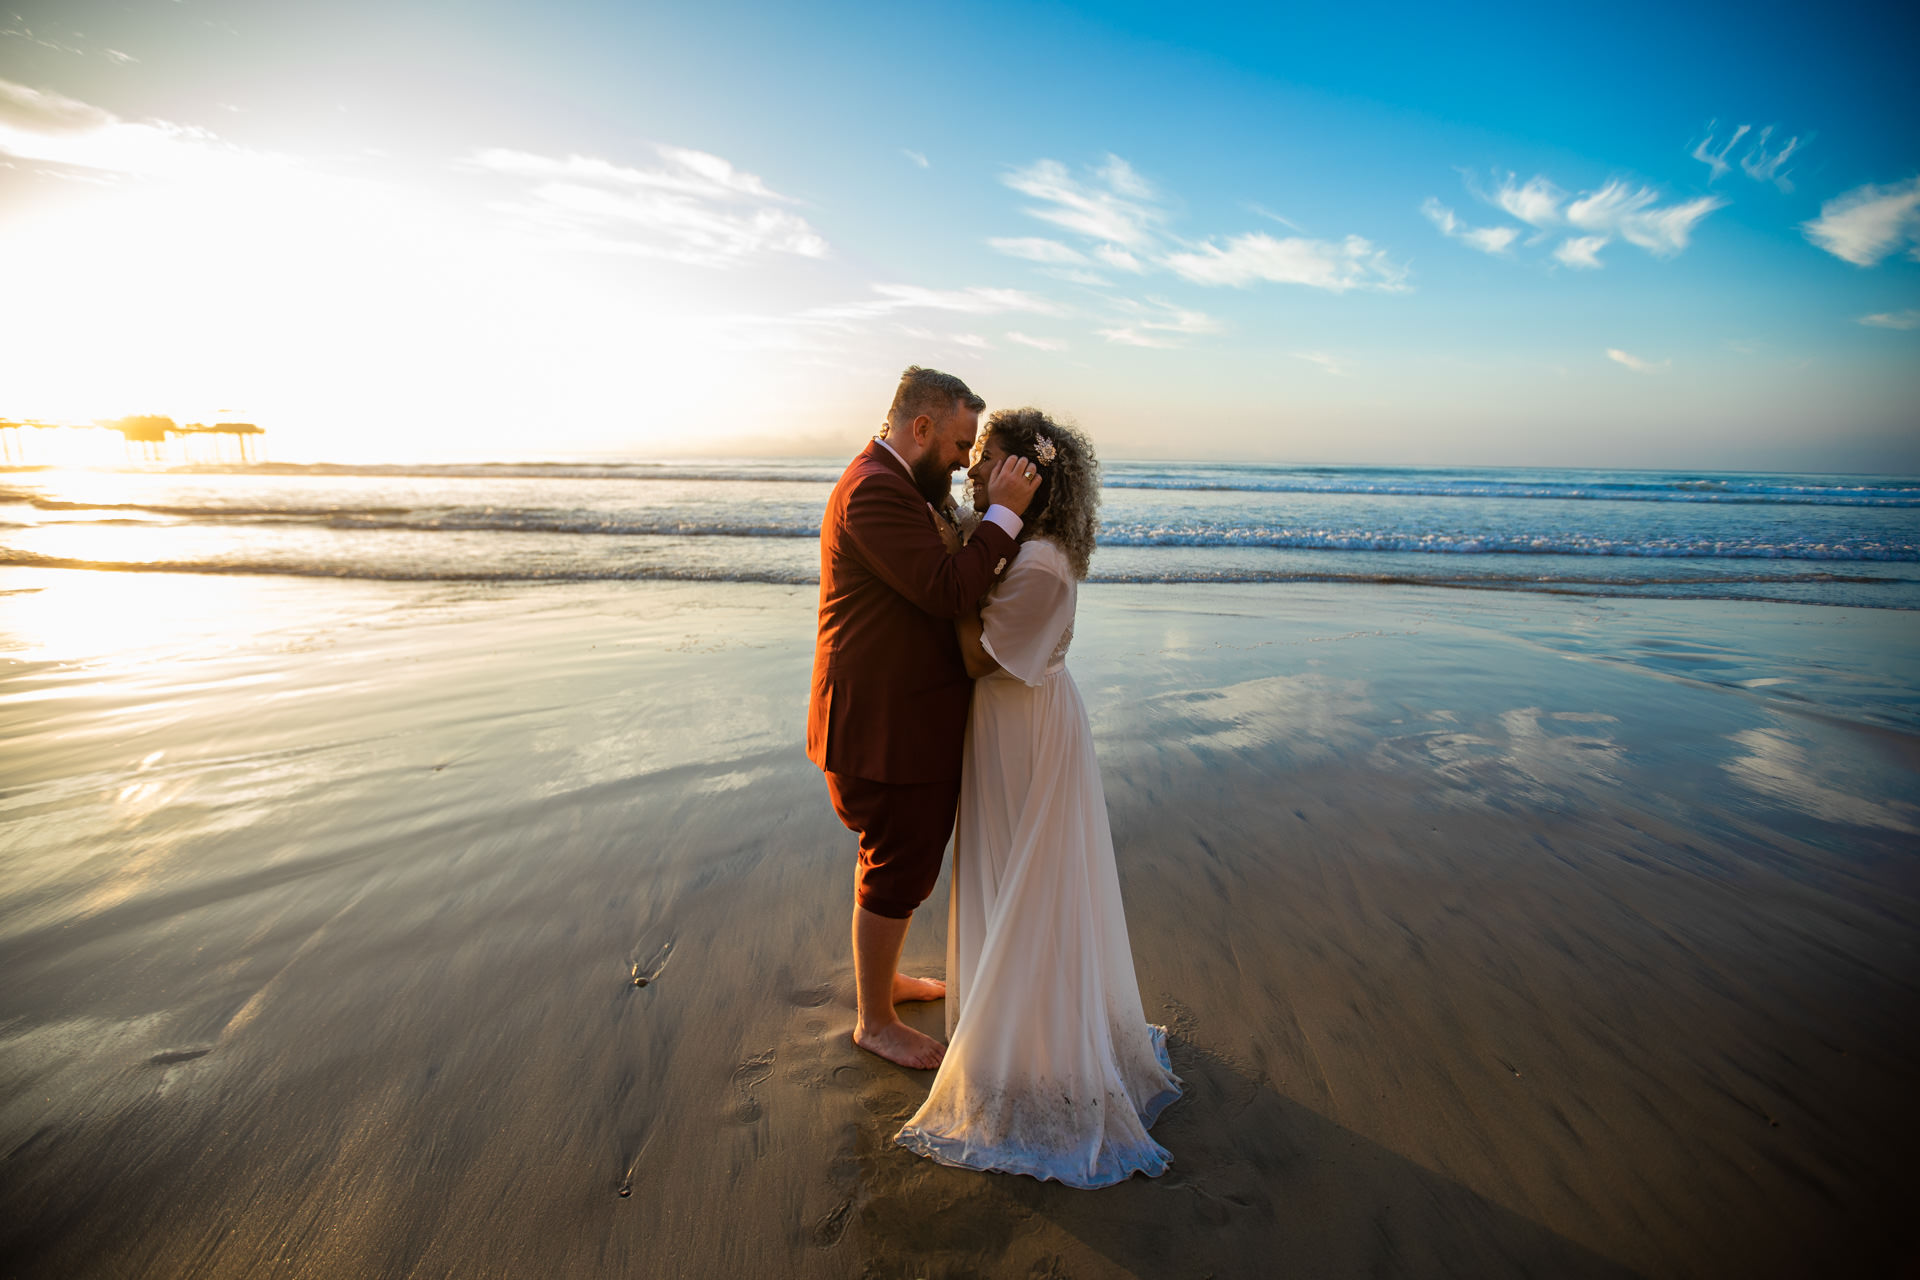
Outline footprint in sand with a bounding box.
[810,1199,853,1248]
[790,982,834,1008]
[731,1049,774,1123]
[630,940,674,988]
[804,1125,863,1250]
[771,1012,843,1094]
[1162,995,1197,1040]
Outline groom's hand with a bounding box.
[985,455,1042,516]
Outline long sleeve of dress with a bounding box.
[979,542,1074,687]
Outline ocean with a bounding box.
[3,458,1917,609]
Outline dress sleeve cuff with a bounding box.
[979,628,1047,688]
[981,505,1023,539]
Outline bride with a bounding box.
[895,408,1181,1189]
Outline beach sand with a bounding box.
[1,568,1916,1278]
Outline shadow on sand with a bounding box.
[843,1023,1641,1279]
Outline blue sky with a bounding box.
[1,0,1915,469]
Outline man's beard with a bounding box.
[909,452,956,507]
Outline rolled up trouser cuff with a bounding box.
[825,770,961,920]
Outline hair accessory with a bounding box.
[1032,433,1057,465]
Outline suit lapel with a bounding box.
[863,438,959,540]
[864,437,912,485]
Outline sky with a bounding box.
[0,0,1916,471]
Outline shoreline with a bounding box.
[7,553,1916,613]
[1,569,1915,1277]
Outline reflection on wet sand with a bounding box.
[1726,720,1920,834]
[0,571,1914,1277]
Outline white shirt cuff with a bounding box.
[982,504,1023,539]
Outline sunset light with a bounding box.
[2,4,1917,1276]
[3,4,1914,469]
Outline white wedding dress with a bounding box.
[895,536,1181,1188]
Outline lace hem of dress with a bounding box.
[893,1025,1183,1190]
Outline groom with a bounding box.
[808,366,1039,1069]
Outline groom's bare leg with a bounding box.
[852,906,945,1069]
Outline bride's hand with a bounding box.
[985,455,1042,516]
[934,511,963,555]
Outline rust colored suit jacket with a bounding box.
[807,440,1018,784]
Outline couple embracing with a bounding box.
[807,365,1181,1189]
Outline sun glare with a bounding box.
[0,570,272,666]
[0,149,792,464]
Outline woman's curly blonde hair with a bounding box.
[980,407,1100,580]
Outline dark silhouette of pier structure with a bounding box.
[0,416,265,464]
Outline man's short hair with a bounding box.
[885,366,984,435]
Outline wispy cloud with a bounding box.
[0,78,111,132]
[1164,232,1409,291]
[988,236,1088,264]
[1111,297,1219,334]
[999,152,1412,306]
[715,283,1066,356]
[987,233,1112,283]
[1740,126,1801,190]
[466,145,827,267]
[1464,225,1520,255]
[1691,123,1748,182]
[1002,155,1164,249]
[1606,347,1670,374]
[1,21,85,57]
[1447,171,1724,268]
[1095,296,1221,348]
[806,283,1068,322]
[1250,204,1307,233]
[469,146,789,203]
[1566,181,1723,257]
[4,18,143,65]
[1096,154,1152,197]
[0,76,253,179]
[1005,331,1068,351]
[1291,351,1351,377]
[1802,176,1920,267]
[874,284,1065,316]
[1096,327,1182,348]
[1422,198,1518,255]
[1041,267,1111,286]
[1553,236,1608,269]
[1492,174,1566,228]
[1691,120,1804,192]
[1859,309,1920,330]
[902,149,928,169]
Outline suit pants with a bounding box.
[824,770,962,920]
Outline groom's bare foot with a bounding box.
[853,1018,945,1070]
[891,973,946,1003]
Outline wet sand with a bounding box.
[1,569,1916,1278]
